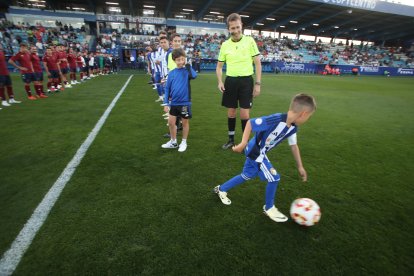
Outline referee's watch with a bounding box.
[255,81,261,85]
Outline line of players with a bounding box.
[1,42,118,108]
[146,31,186,138]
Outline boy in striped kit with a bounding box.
[214,94,316,223]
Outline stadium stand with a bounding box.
[1,1,413,75]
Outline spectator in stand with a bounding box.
[0,43,21,108]
[9,43,38,100]
[29,45,48,98]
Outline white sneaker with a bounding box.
[155,97,163,102]
[213,185,231,205]
[65,84,72,88]
[263,205,288,222]
[9,98,21,103]
[178,142,187,152]
[161,140,178,149]
[2,100,11,107]
[57,85,62,89]
[162,113,169,117]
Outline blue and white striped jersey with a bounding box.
[150,51,162,73]
[245,113,298,163]
[160,47,171,78]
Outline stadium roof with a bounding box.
[25,0,414,42]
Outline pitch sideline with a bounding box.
[0,75,134,276]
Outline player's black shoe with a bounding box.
[222,140,235,150]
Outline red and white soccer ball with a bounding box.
[290,198,321,226]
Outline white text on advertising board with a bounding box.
[323,0,377,10]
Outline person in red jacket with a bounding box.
[8,43,37,100]
[30,45,48,98]
[0,43,21,108]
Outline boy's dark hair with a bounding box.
[171,33,181,39]
[172,48,186,60]
[290,93,317,112]
[159,36,168,41]
[226,13,242,27]
[19,42,27,47]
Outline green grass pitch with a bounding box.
[0,72,413,274]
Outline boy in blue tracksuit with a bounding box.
[213,93,316,223]
[161,48,197,152]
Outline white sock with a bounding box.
[181,139,187,144]
[172,139,177,144]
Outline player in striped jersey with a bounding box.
[214,93,316,223]
[151,44,163,102]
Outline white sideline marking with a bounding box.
[0,75,133,276]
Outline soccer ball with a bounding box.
[290,198,321,226]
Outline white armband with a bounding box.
[288,133,297,146]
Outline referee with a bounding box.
[216,13,262,150]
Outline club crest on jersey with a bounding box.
[255,118,263,125]
[270,168,277,175]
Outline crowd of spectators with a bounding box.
[0,19,89,57]
[253,35,413,68]
[2,17,413,70]
[96,29,413,68]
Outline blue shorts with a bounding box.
[241,156,280,183]
[61,67,69,74]
[34,72,43,82]
[0,75,12,87]
[70,67,77,73]
[49,70,59,79]
[21,73,35,83]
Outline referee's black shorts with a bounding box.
[222,76,253,109]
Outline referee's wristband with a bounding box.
[255,81,261,85]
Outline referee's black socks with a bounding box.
[241,119,248,133]
[228,117,236,141]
